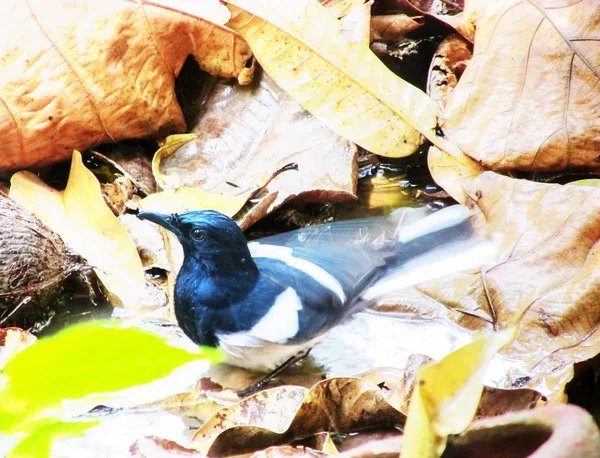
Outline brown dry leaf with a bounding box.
[225,0,447,158]
[190,378,405,457]
[130,436,201,457]
[448,405,600,458]
[9,150,145,309]
[442,0,600,172]
[427,34,472,112]
[0,0,253,172]
[156,73,358,221]
[370,14,424,42]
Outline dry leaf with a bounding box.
[225,0,445,158]
[427,144,485,204]
[9,150,145,309]
[401,329,515,458]
[157,73,358,220]
[130,436,201,457]
[448,405,600,458]
[190,378,405,456]
[442,0,600,172]
[427,34,472,112]
[0,0,253,171]
[370,15,424,42]
[140,187,248,217]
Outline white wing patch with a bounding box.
[249,243,346,303]
[250,287,302,343]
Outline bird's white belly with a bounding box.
[217,333,324,372]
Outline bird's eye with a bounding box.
[190,228,207,241]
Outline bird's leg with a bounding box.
[237,349,312,398]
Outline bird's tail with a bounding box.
[357,205,495,302]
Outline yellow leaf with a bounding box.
[402,328,516,458]
[9,151,144,309]
[427,145,485,204]
[152,134,199,190]
[225,0,442,157]
[139,187,247,217]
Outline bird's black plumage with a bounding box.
[138,206,489,371]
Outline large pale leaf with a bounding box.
[442,0,600,172]
[224,0,443,158]
[9,150,145,309]
[0,0,253,171]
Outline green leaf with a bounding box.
[8,420,99,458]
[0,321,221,431]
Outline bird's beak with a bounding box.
[137,212,179,236]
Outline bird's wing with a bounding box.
[246,208,432,298]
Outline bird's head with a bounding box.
[137,210,250,262]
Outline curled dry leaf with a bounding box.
[10,151,145,309]
[448,405,600,458]
[0,0,253,172]
[0,195,101,329]
[190,378,405,457]
[225,0,445,158]
[442,0,600,172]
[156,73,358,221]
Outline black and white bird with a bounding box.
[138,205,491,378]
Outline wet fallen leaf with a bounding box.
[402,329,515,458]
[156,73,358,222]
[10,150,145,309]
[225,0,446,158]
[0,0,253,171]
[442,0,600,172]
[191,378,405,456]
[0,195,102,329]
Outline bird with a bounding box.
[137,205,492,389]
